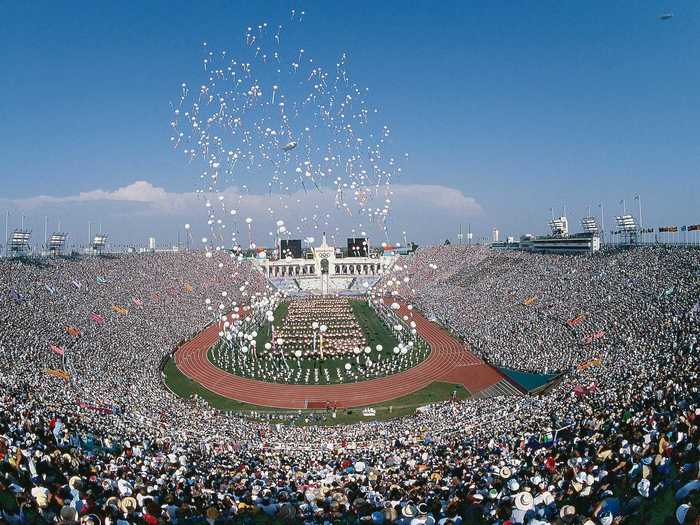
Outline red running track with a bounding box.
[174,303,506,409]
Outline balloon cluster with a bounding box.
[171,9,407,256]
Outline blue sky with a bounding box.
[1,1,699,246]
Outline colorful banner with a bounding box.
[46,369,70,381]
[65,326,81,337]
[583,330,605,344]
[523,296,537,306]
[567,314,586,328]
[112,305,128,315]
[50,344,65,356]
[77,402,114,414]
[577,357,602,371]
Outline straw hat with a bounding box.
[119,497,138,514]
[401,504,418,518]
[69,476,83,491]
[514,492,534,511]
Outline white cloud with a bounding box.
[13,180,481,216]
[14,180,171,207]
[6,180,482,244]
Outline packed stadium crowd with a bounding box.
[394,246,699,374]
[1,246,699,525]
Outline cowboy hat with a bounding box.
[69,476,83,491]
[514,492,534,511]
[401,504,418,518]
[119,497,138,514]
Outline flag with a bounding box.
[688,224,700,232]
[151,292,161,301]
[577,357,602,371]
[523,296,537,306]
[9,289,22,303]
[52,420,63,440]
[90,313,105,324]
[661,287,675,298]
[72,280,81,289]
[184,284,193,293]
[567,314,586,328]
[96,276,107,284]
[112,305,128,315]
[46,369,70,381]
[65,326,81,337]
[573,385,587,397]
[583,330,605,344]
[50,344,65,356]
[659,226,678,233]
[132,298,143,306]
[77,402,114,414]
[45,284,55,295]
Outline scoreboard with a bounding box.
[346,237,368,257]
[280,239,302,259]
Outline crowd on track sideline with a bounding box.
[1,246,700,525]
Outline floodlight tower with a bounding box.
[9,229,32,257]
[581,216,599,235]
[548,216,569,237]
[615,215,638,245]
[92,234,108,254]
[48,233,68,256]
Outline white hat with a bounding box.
[117,479,133,496]
[507,479,520,492]
[514,492,534,511]
[541,491,555,506]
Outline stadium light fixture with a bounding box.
[615,214,637,232]
[548,216,569,237]
[92,234,108,253]
[581,217,599,234]
[48,232,68,256]
[9,229,32,255]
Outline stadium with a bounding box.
[2,3,700,525]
